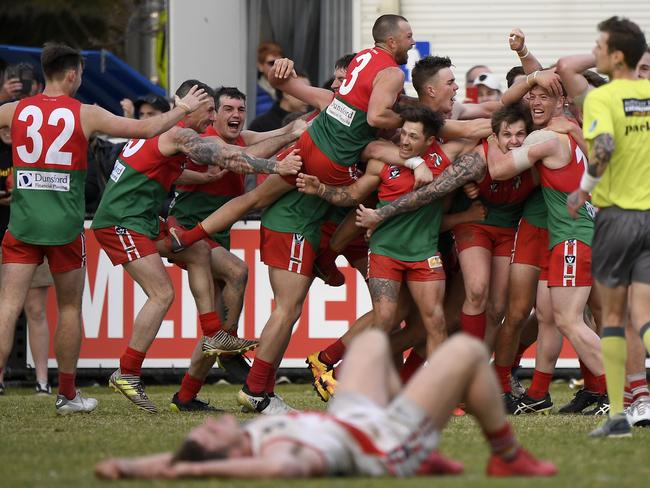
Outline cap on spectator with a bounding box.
[473,73,502,92]
[134,94,170,114]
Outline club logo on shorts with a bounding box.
[389,166,401,179]
[115,226,128,235]
[565,256,576,264]
[427,255,443,269]
[293,233,305,243]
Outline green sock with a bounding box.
[601,327,627,415]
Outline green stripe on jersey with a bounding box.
[522,188,547,229]
[9,167,86,245]
[91,160,168,238]
[308,97,377,167]
[370,199,443,261]
[169,191,234,249]
[541,186,594,248]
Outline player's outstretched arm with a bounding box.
[164,454,313,479]
[556,54,596,107]
[269,58,335,111]
[367,67,405,129]
[357,150,487,230]
[82,85,208,139]
[243,119,306,158]
[440,118,492,140]
[487,130,559,180]
[362,140,433,188]
[242,117,307,146]
[297,159,382,206]
[175,128,301,175]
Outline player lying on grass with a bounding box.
[95,330,556,479]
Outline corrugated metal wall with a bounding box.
[356,0,650,97]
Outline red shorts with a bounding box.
[281,132,359,186]
[368,252,446,282]
[93,226,159,266]
[319,221,368,266]
[548,239,592,287]
[453,223,516,257]
[1,231,86,273]
[260,226,316,277]
[512,218,551,280]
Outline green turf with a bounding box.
[1,381,649,488]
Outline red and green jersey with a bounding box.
[169,125,246,249]
[9,94,88,245]
[370,145,449,261]
[521,187,547,229]
[308,48,398,167]
[91,131,185,239]
[537,135,594,248]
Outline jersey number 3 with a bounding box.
[338,52,373,96]
[15,105,75,166]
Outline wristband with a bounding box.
[579,171,600,193]
[517,46,530,59]
[405,156,424,170]
[176,101,192,114]
[526,70,539,87]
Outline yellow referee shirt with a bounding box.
[583,79,650,209]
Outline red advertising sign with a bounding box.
[34,222,584,369]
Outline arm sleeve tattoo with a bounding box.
[587,133,615,177]
[375,151,487,221]
[177,128,280,174]
[317,184,358,206]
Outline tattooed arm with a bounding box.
[566,133,614,217]
[296,159,383,206]
[360,150,487,228]
[174,128,301,175]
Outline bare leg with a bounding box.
[458,247,491,315]
[407,279,446,354]
[485,256,510,350]
[25,286,50,384]
[51,268,85,375]
[209,247,248,332]
[534,282,563,374]
[0,263,37,374]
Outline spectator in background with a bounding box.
[248,72,311,132]
[464,64,491,103]
[255,41,284,117]
[0,61,38,103]
[120,93,170,119]
[473,72,502,103]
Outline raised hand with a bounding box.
[463,182,480,199]
[509,28,526,53]
[271,58,297,80]
[356,204,381,235]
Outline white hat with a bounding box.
[473,72,502,92]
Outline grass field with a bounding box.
[1,380,649,488]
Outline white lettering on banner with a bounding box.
[110,161,125,182]
[181,271,198,338]
[254,250,273,338]
[16,170,70,191]
[83,251,124,338]
[309,269,349,339]
[326,98,356,127]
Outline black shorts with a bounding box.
[592,206,650,287]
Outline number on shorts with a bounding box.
[338,52,372,96]
[15,105,75,166]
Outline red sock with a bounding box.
[246,358,274,395]
[58,372,76,400]
[594,374,607,395]
[199,311,222,337]
[120,347,146,376]
[579,359,598,392]
[460,312,486,340]
[484,422,519,460]
[265,368,277,395]
[629,373,649,402]
[400,349,426,384]
[183,223,210,247]
[513,343,529,368]
[494,364,512,393]
[177,373,203,403]
[527,370,552,399]
[624,386,634,408]
[319,339,346,366]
